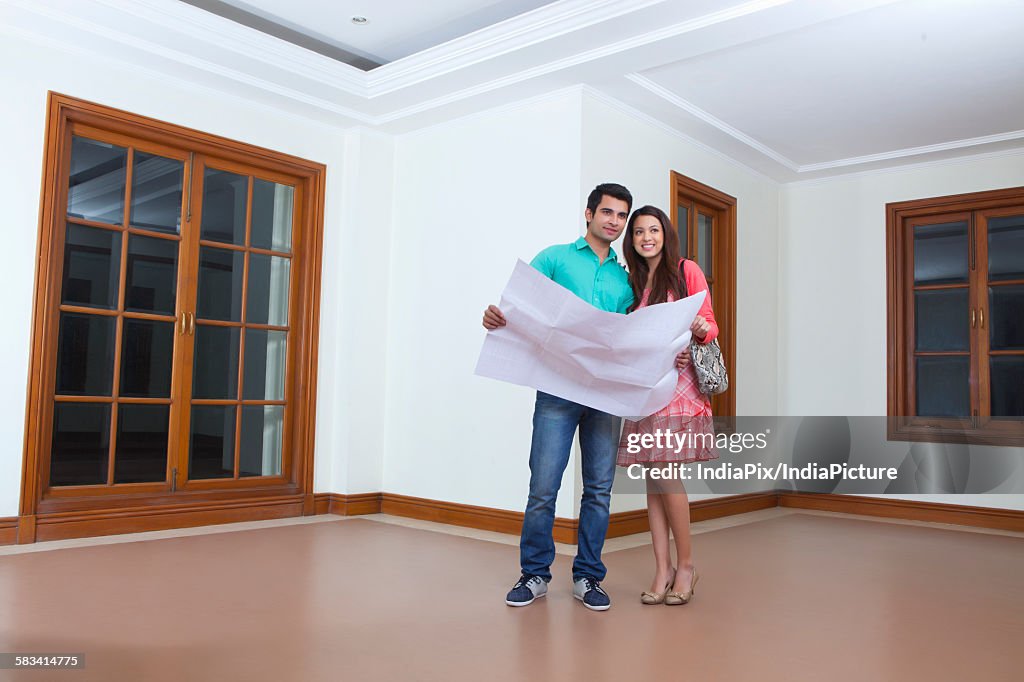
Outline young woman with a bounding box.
[617,205,718,606]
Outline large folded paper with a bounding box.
[474,259,705,418]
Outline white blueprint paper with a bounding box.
[474,259,705,418]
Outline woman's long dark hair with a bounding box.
[623,205,684,312]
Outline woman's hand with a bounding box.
[691,314,710,341]
[675,349,690,370]
[482,304,506,330]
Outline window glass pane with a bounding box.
[114,404,169,483]
[192,325,240,399]
[989,285,1024,350]
[913,221,968,285]
[130,152,183,234]
[196,247,244,321]
[251,179,293,252]
[50,402,110,486]
[990,356,1024,418]
[125,234,178,315]
[240,406,283,477]
[697,213,713,278]
[247,254,290,326]
[916,356,969,418]
[677,205,688,258]
[56,313,115,396]
[988,214,1024,282]
[120,319,174,398]
[201,168,248,245]
[62,223,121,309]
[189,405,235,479]
[243,329,287,401]
[68,137,126,225]
[914,289,969,352]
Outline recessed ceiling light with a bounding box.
[351,16,369,25]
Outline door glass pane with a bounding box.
[201,168,248,245]
[988,215,1024,281]
[67,137,127,225]
[243,329,287,400]
[913,221,968,284]
[130,152,183,234]
[120,319,174,398]
[697,213,712,278]
[247,254,290,326]
[251,179,293,252]
[916,356,969,417]
[189,405,236,479]
[677,205,688,258]
[192,325,240,399]
[50,402,110,486]
[914,289,969,352]
[56,313,115,396]
[125,235,178,315]
[196,247,244,321]
[114,404,169,483]
[240,406,283,477]
[990,356,1024,418]
[62,223,121,309]
[989,285,1024,350]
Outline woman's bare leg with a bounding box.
[660,480,695,592]
[646,477,674,593]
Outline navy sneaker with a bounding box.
[505,574,548,607]
[573,576,611,611]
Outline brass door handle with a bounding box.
[187,312,195,336]
[179,311,188,335]
[971,309,976,328]
[979,308,985,329]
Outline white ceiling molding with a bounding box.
[625,73,800,171]
[579,86,778,185]
[797,129,1024,172]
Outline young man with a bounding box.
[482,183,634,611]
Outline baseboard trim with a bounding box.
[0,517,17,545]
[778,492,1024,532]
[31,496,305,542]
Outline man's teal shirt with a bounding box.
[530,237,634,314]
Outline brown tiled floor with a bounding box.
[1,512,1022,681]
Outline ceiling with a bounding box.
[3,0,1022,182]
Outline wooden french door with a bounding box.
[20,94,324,541]
[671,171,736,418]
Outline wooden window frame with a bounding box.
[18,93,326,542]
[886,186,1024,447]
[671,171,737,419]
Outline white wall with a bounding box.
[780,152,1024,510]
[0,33,359,516]
[382,91,584,517]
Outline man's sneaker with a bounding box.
[573,576,611,611]
[505,574,548,606]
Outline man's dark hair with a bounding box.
[586,183,633,214]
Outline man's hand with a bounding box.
[691,314,710,341]
[483,304,506,330]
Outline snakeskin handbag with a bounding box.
[679,258,729,395]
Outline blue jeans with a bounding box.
[520,391,620,582]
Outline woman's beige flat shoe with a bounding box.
[640,568,676,605]
[664,568,699,606]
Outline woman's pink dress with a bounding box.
[616,261,719,465]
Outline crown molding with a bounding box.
[796,129,1024,172]
[579,86,778,186]
[93,0,368,95]
[626,73,800,171]
[785,146,1024,189]
[364,0,666,97]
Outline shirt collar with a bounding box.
[574,236,618,262]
